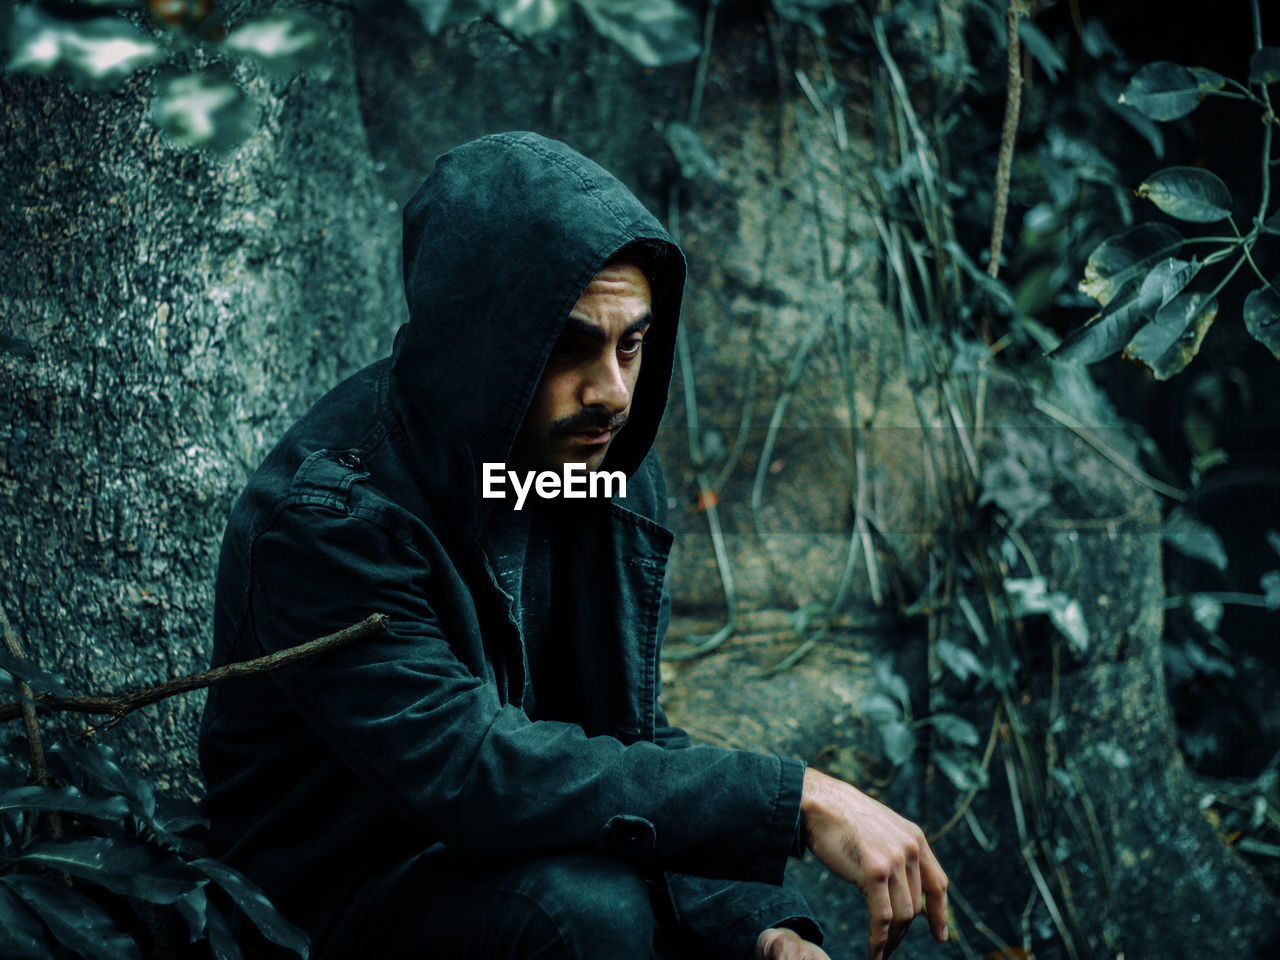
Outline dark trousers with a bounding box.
[317,851,691,960]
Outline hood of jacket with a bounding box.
[391,131,685,529]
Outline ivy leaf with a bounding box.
[859,692,904,724]
[1079,223,1183,305]
[934,750,988,792]
[0,874,140,960]
[191,858,311,957]
[1249,46,1280,85]
[1163,507,1228,571]
[151,68,256,155]
[936,639,982,682]
[1137,257,1199,319]
[1119,61,1205,120]
[1188,66,1227,93]
[1243,281,1280,360]
[927,712,981,748]
[1051,277,1145,364]
[1004,578,1090,653]
[575,0,700,67]
[1137,166,1232,223]
[872,659,911,712]
[880,720,915,767]
[0,784,130,821]
[1018,20,1065,83]
[222,11,328,77]
[1125,291,1217,378]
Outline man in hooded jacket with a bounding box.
[199,132,948,960]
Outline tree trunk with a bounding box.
[0,8,401,798]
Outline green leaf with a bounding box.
[191,858,311,957]
[1163,507,1228,571]
[7,7,163,85]
[1019,20,1065,83]
[0,647,70,695]
[934,750,988,792]
[0,784,130,821]
[666,121,718,181]
[1079,223,1184,305]
[859,692,903,724]
[174,883,209,944]
[1126,291,1217,378]
[1143,292,1218,379]
[1138,257,1199,319]
[150,68,256,155]
[1119,61,1205,120]
[1243,281,1280,360]
[223,12,328,77]
[1051,277,1145,364]
[1004,578,1089,652]
[880,721,915,767]
[0,883,53,958]
[492,0,570,35]
[936,639,982,682]
[872,659,911,712]
[48,741,156,823]
[1249,46,1280,85]
[206,902,245,960]
[927,713,981,747]
[404,0,455,33]
[1093,742,1132,769]
[575,0,700,67]
[769,0,845,35]
[20,837,203,905]
[1268,531,1280,559]
[1261,571,1280,612]
[1187,67,1226,93]
[1137,167,1232,223]
[0,875,140,960]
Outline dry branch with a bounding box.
[0,613,389,724]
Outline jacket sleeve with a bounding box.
[651,591,825,959]
[245,501,801,885]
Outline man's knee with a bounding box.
[522,853,659,960]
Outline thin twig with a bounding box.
[988,0,1025,280]
[0,614,389,724]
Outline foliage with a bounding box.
[1053,40,1280,377]
[0,656,309,959]
[1,0,701,155]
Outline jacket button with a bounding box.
[337,452,361,469]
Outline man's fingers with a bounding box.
[885,871,916,957]
[920,843,951,942]
[866,884,894,960]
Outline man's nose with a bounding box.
[581,355,629,412]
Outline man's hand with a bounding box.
[753,926,832,960]
[800,767,949,960]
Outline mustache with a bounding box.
[550,409,629,436]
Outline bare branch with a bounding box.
[0,614,389,724]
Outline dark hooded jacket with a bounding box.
[199,132,820,958]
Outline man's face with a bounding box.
[508,261,653,473]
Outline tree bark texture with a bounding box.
[0,8,401,797]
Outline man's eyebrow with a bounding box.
[562,312,654,340]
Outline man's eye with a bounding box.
[620,337,644,357]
